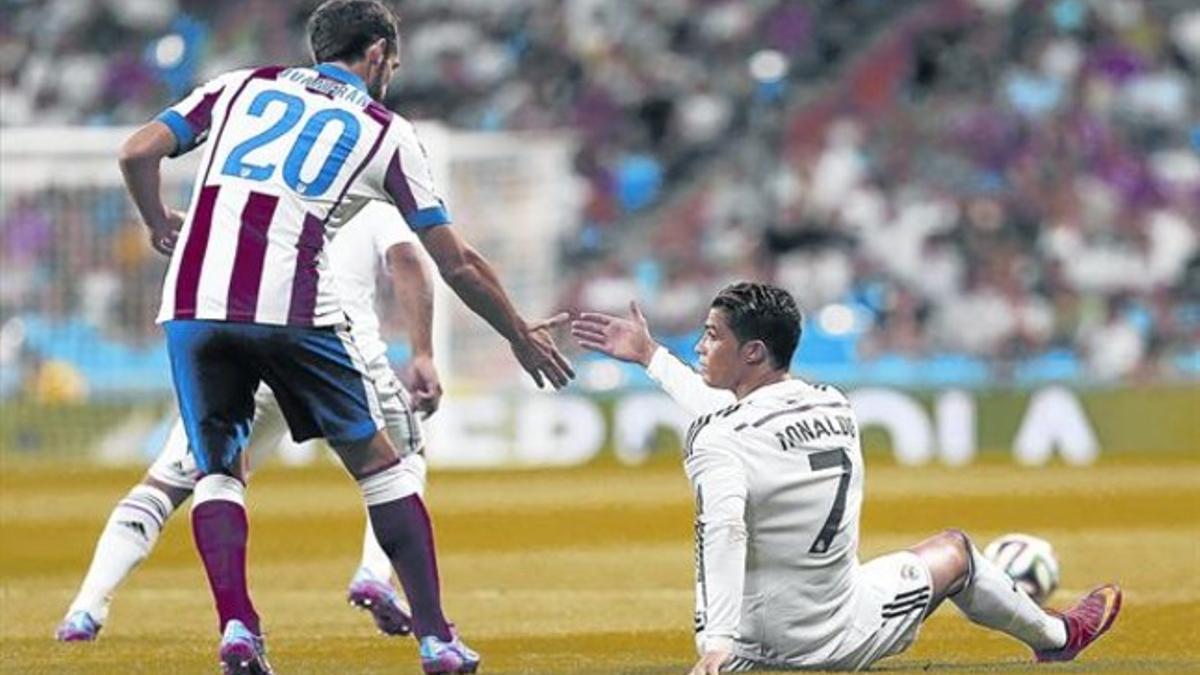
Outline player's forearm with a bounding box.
[118,123,176,229]
[439,246,528,343]
[120,156,171,228]
[647,347,737,417]
[387,245,435,357]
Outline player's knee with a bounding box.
[912,528,975,596]
[358,462,421,512]
[335,430,399,479]
[141,476,193,509]
[941,528,973,556]
[938,528,975,588]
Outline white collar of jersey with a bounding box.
[314,63,369,94]
[739,377,807,404]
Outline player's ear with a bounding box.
[742,340,768,366]
[366,38,387,66]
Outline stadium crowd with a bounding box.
[2,0,1198,396]
[568,0,1200,384]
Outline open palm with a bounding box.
[571,301,657,366]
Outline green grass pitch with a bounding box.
[2,452,1197,673]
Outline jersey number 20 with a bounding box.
[221,90,361,197]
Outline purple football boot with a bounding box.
[347,567,413,636]
[55,610,102,642]
[219,620,272,675]
[419,631,481,675]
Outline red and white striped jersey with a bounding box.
[153,63,449,327]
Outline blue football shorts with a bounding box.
[163,319,384,475]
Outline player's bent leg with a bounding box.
[56,433,196,644]
[912,529,1077,658]
[57,482,178,641]
[334,432,478,673]
[165,320,264,650]
[907,529,973,614]
[263,324,474,669]
[347,372,427,635]
[348,513,415,637]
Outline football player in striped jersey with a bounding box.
[117,1,572,671]
[56,201,437,645]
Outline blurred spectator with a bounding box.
[2,0,1197,390]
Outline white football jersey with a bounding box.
[328,199,419,364]
[154,63,447,327]
[645,349,867,666]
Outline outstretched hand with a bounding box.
[570,301,658,366]
[511,312,576,390]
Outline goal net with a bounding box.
[0,124,579,465]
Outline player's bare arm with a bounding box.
[571,301,659,366]
[117,121,184,256]
[386,242,442,416]
[417,224,574,389]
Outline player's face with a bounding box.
[695,309,742,390]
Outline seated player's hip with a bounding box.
[163,319,385,475]
[723,553,933,671]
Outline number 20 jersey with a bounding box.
[682,376,866,664]
[154,63,448,327]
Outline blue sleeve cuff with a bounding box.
[156,110,196,157]
[404,205,451,230]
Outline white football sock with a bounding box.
[951,545,1067,651]
[358,517,396,583]
[66,485,175,623]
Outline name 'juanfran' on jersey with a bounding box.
[153,63,449,328]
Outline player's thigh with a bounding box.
[833,551,934,670]
[163,320,260,475]
[254,324,392,470]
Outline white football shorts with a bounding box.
[725,551,933,672]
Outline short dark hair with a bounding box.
[307,0,399,64]
[711,282,803,369]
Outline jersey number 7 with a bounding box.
[808,448,851,555]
